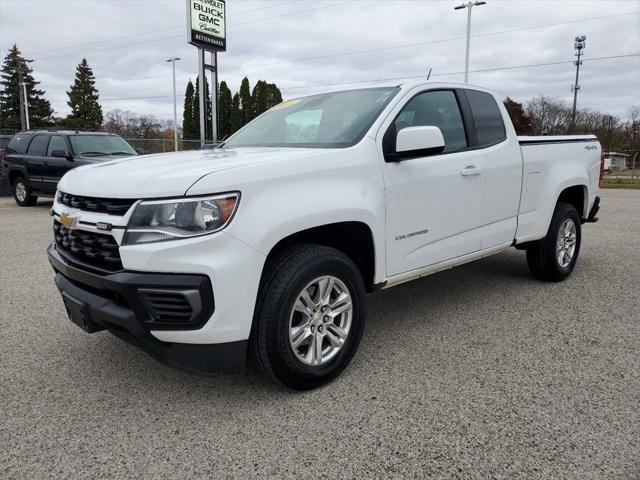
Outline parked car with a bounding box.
[0,134,11,157]
[47,82,602,389]
[3,130,137,206]
[0,134,13,197]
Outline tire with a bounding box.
[250,245,367,390]
[526,202,581,282]
[12,176,38,207]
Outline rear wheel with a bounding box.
[250,245,367,390]
[12,176,37,207]
[526,202,581,282]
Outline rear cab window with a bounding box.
[26,135,50,156]
[465,90,506,147]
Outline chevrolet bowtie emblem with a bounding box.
[59,212,77,229]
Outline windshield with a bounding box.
[224,87,399,149]
[69,135,137,156]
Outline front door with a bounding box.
[24,134,50,191]
[382,89,486,277]
[43,135,73,193]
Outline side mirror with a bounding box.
[391,126,445,161]
[51,149,73,161]
[135,148,144,155]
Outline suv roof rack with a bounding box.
[21,128,114,135]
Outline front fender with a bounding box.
[186,140,387,284]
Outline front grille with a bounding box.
[139,290,198,323]
[57,191,135,216]
[53,220,122,270]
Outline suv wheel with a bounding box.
[250,245,367,390]
[12,176,38,207]
[526,202,581,281]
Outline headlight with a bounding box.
[122,192,239,245]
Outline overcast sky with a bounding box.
[1,0,638,122]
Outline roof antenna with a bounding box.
[427,68,432,80]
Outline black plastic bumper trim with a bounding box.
[586,196,600,223]
[48,244,245,375]
[48,243,214,331]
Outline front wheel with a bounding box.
[250,245,367,390]
[12,176,38,207]
[526,202,581,282]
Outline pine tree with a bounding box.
[182,80,196,143]
[230,93,241,134]
[0,44,53,130]
[218,81,233,139]
[239,77,252,125]
[266,83,283,108]
[193,76,213,141]
[63,58,103,130]
[251,80,269,118]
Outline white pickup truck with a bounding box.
[48,82,602,389]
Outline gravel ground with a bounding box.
[1,190,639,479]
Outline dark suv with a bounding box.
[4,130,138,206]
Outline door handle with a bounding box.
[461,165,482,176]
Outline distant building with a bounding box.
[603,152,630,172]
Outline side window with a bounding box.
[466,90,506,146]
[47,136,68,156]
[6,134,29,154]
[393,90,467,152]
[26,135,49,156]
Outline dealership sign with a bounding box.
[187,0,226,51]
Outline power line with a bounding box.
[223,11,639,72]
[32,10,640,89]
[45,53,640,103]
[30,1,352,61]
[278,53,640,91]
[50,94,186,104]
[24,1,300,56]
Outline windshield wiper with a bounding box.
[81,151,109,156]
[109,151,135,156]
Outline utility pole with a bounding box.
[17,68,26,131]
[570,35,586,133]
[454,1,486,83]
[19,81,30,131]
[606,115,613,156]
[166,57,181,152]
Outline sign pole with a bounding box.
[198,47,206,148]
[187,0,226,147]
[210,51,218,142]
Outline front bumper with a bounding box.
[48,244,247,374]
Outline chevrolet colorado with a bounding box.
[47,82,602,389]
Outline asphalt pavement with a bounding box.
[1,190,638,479]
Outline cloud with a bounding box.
[0,0,638,121]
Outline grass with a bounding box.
[601,176,640,189]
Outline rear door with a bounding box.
[24,134,50,191]
[43,135,73,192]
[382,89,487,276]
[462,89,523,249]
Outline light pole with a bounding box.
[166,57,181,151]
[454,1,486,84]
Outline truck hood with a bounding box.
[58,147,319,198]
